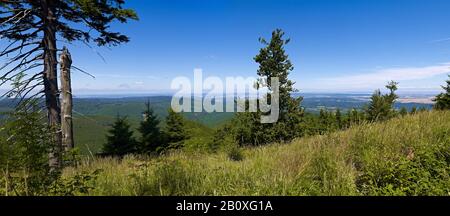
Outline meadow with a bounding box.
[64,110,450,196]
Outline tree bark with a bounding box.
[41,0,62,170]
[60,47,74,152]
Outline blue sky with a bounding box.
[6,0,450,94]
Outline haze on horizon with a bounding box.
[1,0,450,95]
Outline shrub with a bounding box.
[226,145,244,161]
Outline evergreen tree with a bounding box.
[164,108,187,149]
[102,115,137,157]
[138,101,162,154]
[254,29,304,141]
[232,29,304,146]
[410,106,418,114]
[348,108,365,126]
[433,75,450,110]
[0,100,54,195]
[399,107,408,116]
[366,81,398,122]
[0,1,138,168]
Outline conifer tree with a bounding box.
[138,101,162,154]
[0,0,138,169]
[348,108,365,126]
[433,75,450,110]
[164,108,187,149]
[102,115,137,157]
[410,106,418,114]
[399,107,408,116]
[232,29,303,146]
[366,81,398,122]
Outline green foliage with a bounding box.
[128,159,194,196]
[433,75,450,110]
[399,107,408,116]
[228,29,304,146]
[335,108,343,129]
[366,81,399,122]
[164,108,187,149]
[138,102,163,154]
[0,102,52,195]
[410,106,418,114]
[49,169,101,196]
[0,0,138,45]
[102,115,137,157]
[355,136,450,195]
[347,108,366,126]
[0,99,99,196]
[68,111,450,196]
[226,144,244,161]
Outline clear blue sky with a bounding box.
[25,0,450,94]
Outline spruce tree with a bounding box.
[366,81,398,122]
[399,107,408,116]
[348,108,365,126]
[164,108,187,149]
[232,29,303,146]
[254,29,304,141]
[102,115,137,157]
[433,75,450,110]
[138,101,162,154]
[0,1,138,168]
[410,106,418,114]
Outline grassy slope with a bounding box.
[65,111,450,196]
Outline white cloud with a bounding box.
[316,63,450,90]
[429,38,450,43]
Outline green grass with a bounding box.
[64,111,450,196]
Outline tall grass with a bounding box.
[64,111,450,196]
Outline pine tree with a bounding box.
[399,107,408,116]
[366,81,398,122]
[138,101,162,154]
[164,108,187,149]
[102,115,137,157]
[0,0,138,169]
[433,75,450,110]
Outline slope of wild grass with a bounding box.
[64,111,450,196]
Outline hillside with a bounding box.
[73,114,215,155]
[64,111,450,196]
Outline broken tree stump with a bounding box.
[60,46,74,152]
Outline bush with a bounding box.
[226,145,244,161]
[356,144,450,196]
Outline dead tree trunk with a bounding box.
[60,47,74,152]
[42,0,62,170]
